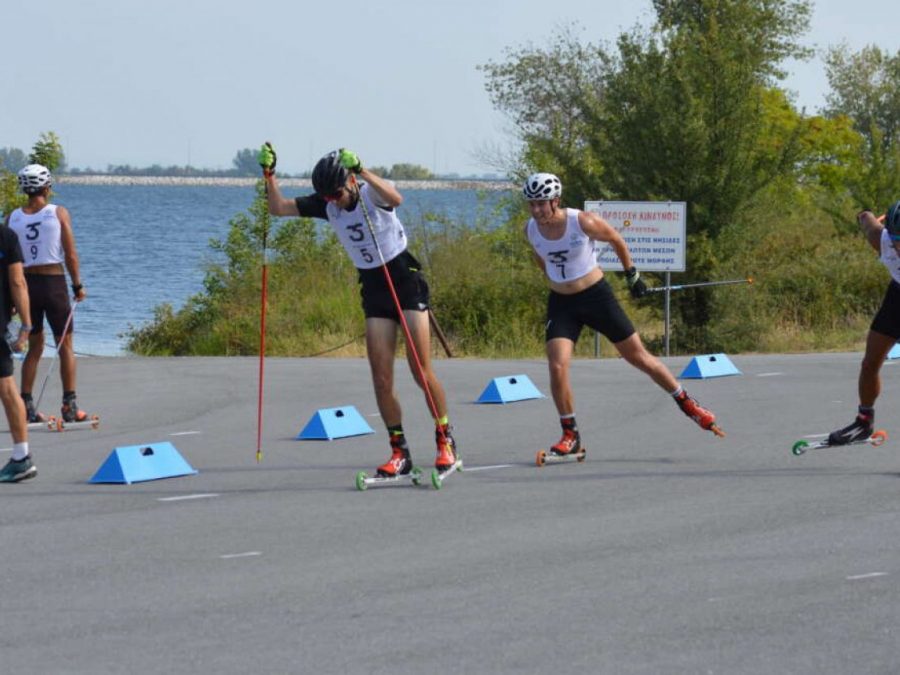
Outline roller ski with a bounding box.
[355,465,424,490]
[430,427,462,490]
[52,396,100,432]
[792,413,887,456]
[536,428,586,466]
[356,436,422,491]
[675,390,725,437]
[22,395,53,430]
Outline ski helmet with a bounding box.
[886,200,900,240]
[17,164,52,194]
[311,150,349,197]
[523,173,562,200]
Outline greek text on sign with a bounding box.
[583,201,686,272]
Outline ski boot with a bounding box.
[827,413,874,446]
[675,391,725,437]
[435,425,457,471]
[61,395,89,424]
[550,427,581,456]
[376,436,413,478]
[21,394,46,424]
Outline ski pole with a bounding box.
[645,277,754,294]
[33,301,78,414]
[256,154,274,464]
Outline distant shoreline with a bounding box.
[58,175,515,191]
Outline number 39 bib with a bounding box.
[7,204,65,267]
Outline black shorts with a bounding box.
[546,277,635,344]
[871,280,900,339]
[0,339,13,378]
[358,251,430,320]
[26,274,73,337]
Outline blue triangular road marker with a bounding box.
[89,441,198,484]
[297,406,375,440]
[476,374,544,404]
[679,353,742,379]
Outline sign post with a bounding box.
[583,201,687,356]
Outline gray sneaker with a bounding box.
[0,456,37,483]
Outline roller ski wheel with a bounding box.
[536,446,587,467]
[355,466,423,491]
[430,457,463,490]
[53,414,100,432]
[28,415,54,431]
[792,429,888,456]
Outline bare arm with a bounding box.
[522,222,547,274]
[857,210,884,253]
[8,261,30,352]
[57,206,85,301]
[358,168,403,208]
[578,210,635,270]
[263,174,301,216]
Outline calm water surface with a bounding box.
[49,183,510,355]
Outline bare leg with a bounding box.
[401,310,447,419]
[859,329,895,407]
[613,333,679,392]
[0,375,27,444]
[546,337,576,415]
[21,332,45,395]
[58,331,77,393]
[365,318,401,426]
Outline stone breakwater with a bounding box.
[58,175,515,191]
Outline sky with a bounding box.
[3,0,898,176]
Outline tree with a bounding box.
[386,163,434,180]
[232,148,261,176]
[30,131,66,172]
[478,26,613,195]
[481,0,816,349]
[822,45,900,212]
[0,147,28,173]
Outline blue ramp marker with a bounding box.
[297,406,374,440]
[476,374,544,404]
[679,353,742,379]
[888,343,900,360]
[89,441,198,484]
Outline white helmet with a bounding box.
[523,172,562,200]
[18,164,52,194]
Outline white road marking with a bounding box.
[157,493,220,502]
[170,431,201,436]
[464,464,516,472]
[220,551,262,559]
[846,572,887,581]
[756,372,784,377]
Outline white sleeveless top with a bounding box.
[879,228,900,284]
[526,208,598,283]
[326,182,407,269]
[7,204,65,267]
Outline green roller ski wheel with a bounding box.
[791,440,809,456]
[355,470,368,491]
[431,469,443,490]
[410,466,423,486]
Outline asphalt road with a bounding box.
[1,352,898,674]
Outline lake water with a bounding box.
[45,183,512,355]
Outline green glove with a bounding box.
[258,142,277,176]
[339,148,362,174]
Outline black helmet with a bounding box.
[311,150,349,196]
[887,200,900,240]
